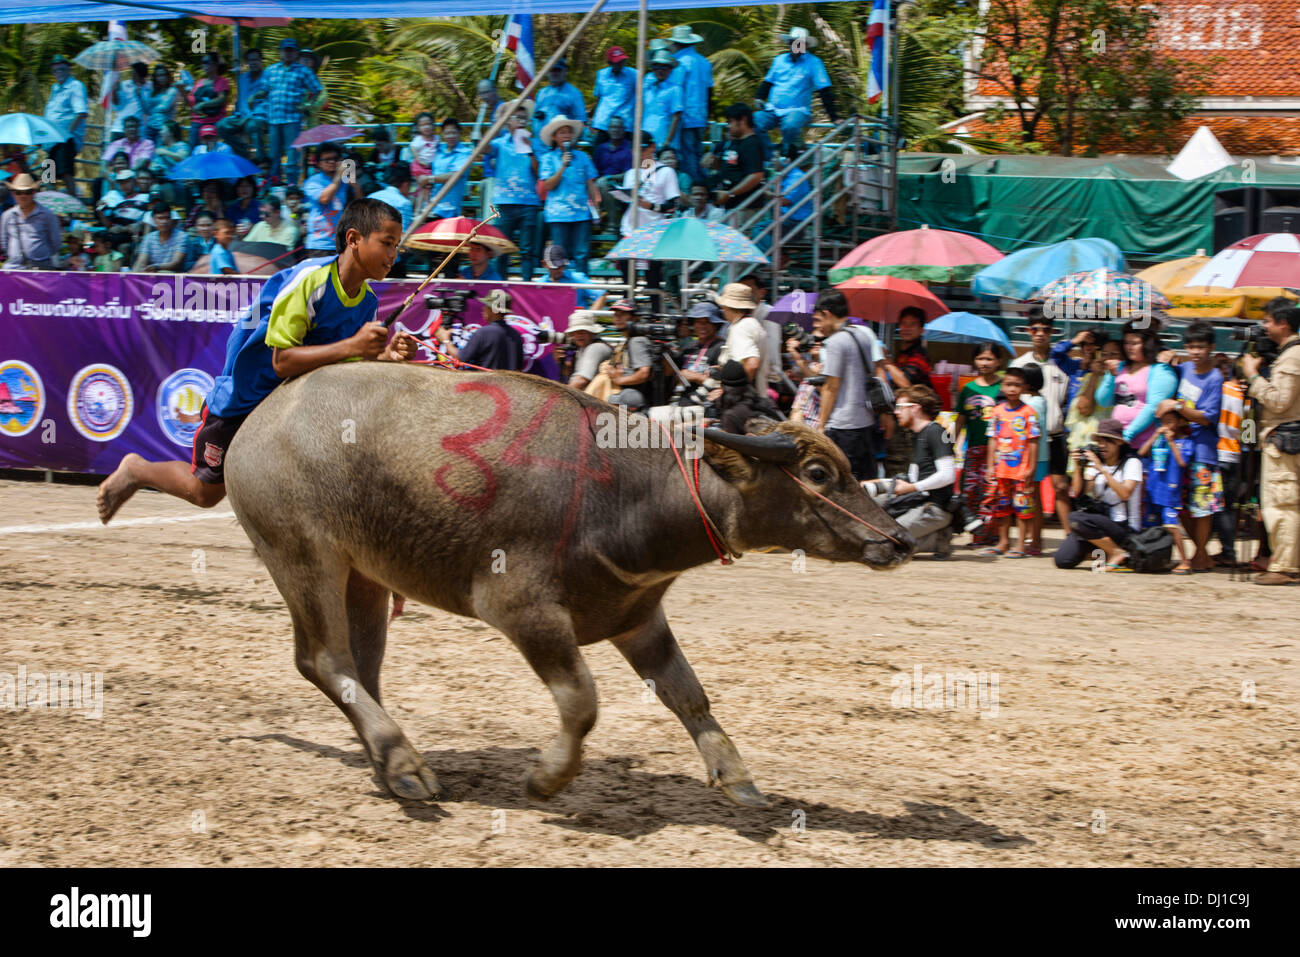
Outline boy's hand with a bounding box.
[1104,357,1121,374]
[350,321,390,360]
[382,331,418,362]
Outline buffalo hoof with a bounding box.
[382,761,442,802]
[720,781,771,808]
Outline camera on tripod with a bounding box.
[626,320,679,341]
[423,289,477,318]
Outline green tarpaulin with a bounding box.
[896,153,1300,262]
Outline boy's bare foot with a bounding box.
[96,453,144,524]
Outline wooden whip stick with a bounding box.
[381,207,502,328]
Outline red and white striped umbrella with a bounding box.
[1188,233,1300,289]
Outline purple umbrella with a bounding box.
[769,289,818,331]
[291,124,362,149]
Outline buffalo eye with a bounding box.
[807,464,830,485]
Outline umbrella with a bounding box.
[74,39,160,72]
[604,218,767,263]
[1137,254,1295,320]
[923,312,1012,354]
[769,289,819,329]
[971,238,1126,300]
[0,113,68,146]
[833,275,949,322]
[33,190,91,216]
[166,152,261,182]
[406,217,517,254]
[1187,233,1300,290]
[827,225,1004,284]
[1036,268,1169,319]
[292,124,363,149]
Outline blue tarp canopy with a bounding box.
[3,0,847,24]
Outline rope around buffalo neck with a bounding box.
[779,466,909,548]
[658,422,738,565]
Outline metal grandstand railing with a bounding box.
[692,115,895,295]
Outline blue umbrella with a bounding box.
[0,112,67,146]
[166,151,260,182]
[923,311,1012,355]
[971,238,1126,300]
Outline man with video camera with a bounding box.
[1240,299,1300,584]
[436,288,524,372]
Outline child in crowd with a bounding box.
[954,341,1002,546]
[1019,362,1050,556]
[210,217,237,274]
[1214,354,1248,566]
[63,232,91,271]
[1140,399,1194,574]
[1065,337,1120,467]
[1168,320,1224,571]
[96,199,417,524]
[91,232,124,272]
[982,366,1040,558]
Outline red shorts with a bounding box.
[986,476,1037,520]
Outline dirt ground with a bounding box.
[0,478,1295,867]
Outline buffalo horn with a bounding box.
[703,428,800,463]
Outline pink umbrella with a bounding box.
[291,124,362,149]
[1188,233,1300,289]
[828,225,1004,284]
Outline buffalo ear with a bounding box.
[702,440,758,485]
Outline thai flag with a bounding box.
[866,0,888,103]
[503,15,535,89]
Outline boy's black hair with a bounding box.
[149,200,170,216]
[1184,320,1215,345]
[440,117,461,131]
[816,287,849,318]
[193,209,216,222]
[1024,304,1052,328]
[1002,366,1028,383]
[385,163,412,188]
[213,217,234,231]
[335,197,402,253]
[1274,306,1300,333]
[898,305,926,324]
[285,186,304,200]
[1018,361,1044,392]
[724,102,754,122]
[317,143,343,160]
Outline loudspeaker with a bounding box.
[1213,187,1258,249]
[1257,188,1300,234]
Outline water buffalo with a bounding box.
[224,362,912,807]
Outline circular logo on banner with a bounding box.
[68,363,134,442]
[0,360,45,437]
[156,368,213,448]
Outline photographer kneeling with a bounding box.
[1054,418,1144,571]
[563,310,612,391]
[861,385,978,559]
[599,298,654,411]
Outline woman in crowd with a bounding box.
[187,54,230,147]
[408,112,440,210]
[187,180,226,228]
[538,116,600,274]
[224,176,261,237]
[1054,418,1145,571]
[954,341,1003,546]
[1065,335,1120,471]
[658,147,690,194]
[150,121,190,178]
[1095,320,1178,455]
[144,65,182,142]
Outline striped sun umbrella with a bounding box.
[828,225,1003,284]
[406,217,517,254]
[1037,268,1170,317]
[1137,254,1294,320]
[74,39,160,71]
[604,218,767,263]
[1188,233,1300,290]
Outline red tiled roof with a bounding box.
[974,0,1300,99]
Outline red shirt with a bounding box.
[187,75,231,123]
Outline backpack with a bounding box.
[1127,526,1174,573]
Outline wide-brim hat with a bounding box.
[687,301,724,324]
[566,311,605,336]
[669,25,705,45]
[716,282,757,311]
[780,26,818,48]
[647,39,671,53]
[1091,418,1126,443]
[650,49,678,68]
[494,97,536,124]
[9,172,37,191]
[540,114,584,148]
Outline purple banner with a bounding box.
[0,270,575,473]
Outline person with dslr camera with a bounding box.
[599,299,654,411]
[563,310,612,391]
[1240,299,1300,584]
[673,302,726,404]
[436,288,524,371]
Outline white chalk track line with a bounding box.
[0,511,237,536]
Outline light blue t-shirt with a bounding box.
[591,66,636,132]
[430,141,473,219]
[781,167,814,222]
[641,75,684,152]
[210,242,237,274]
[534,82,587,131]
[487,132,540,207]
[762,52,832,113]
[539,148,597,223]
[366,186,413,232]
[670,46,713,129]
